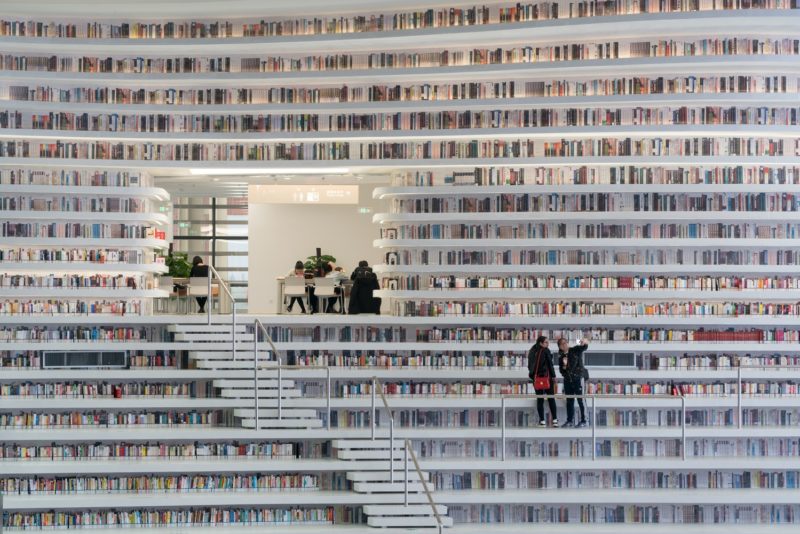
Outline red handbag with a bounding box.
[532,349,551,391]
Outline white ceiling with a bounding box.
[1,0,512,19]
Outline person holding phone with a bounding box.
[557,337,589,428]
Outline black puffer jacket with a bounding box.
[527,343,555,381]
[558,343,589,382]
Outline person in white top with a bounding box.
[286,260,308,313]
[323,263,346,312]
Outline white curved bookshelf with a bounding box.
[0,288,168,298]
[1,124,796,144]
[373,289,800,300]
[372,264,800,275]
[0,210,170,224]
[0,184,170,199]
[0,237,168,247]
[373,211,800,223]
[5,91,799,116]
[0,262,167,274]
[0,55,794,87]
[374,237,800,248]
[0,10,793,54]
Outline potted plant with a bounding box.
[304,254,337,275]
[164,251,192,295]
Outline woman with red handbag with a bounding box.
[528,335,559,427]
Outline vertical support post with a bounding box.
[501,397,506,462]
[737,366,742,429]
[389,416,395,484]
[681,396,686,461]
[206,272,212,325]
[404,442,409,506]
[253,324,259,431]
[232,300,237,361]
[371,377,377,440]
[591,397,597,461]
[326,367,331,430]
[277,357,283,421]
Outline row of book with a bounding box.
[1,473,321,494]
[393,164,800,187]
[4,507,335,529]
[0,441,306,461]
[0,169,146,187]
[264,325,406,343]
[0,410,223,428]
[0,196,148,213]
[0,2,788,40]
[448,504,798,524]
[0,222,164,240]
[390,222,800,240]
[419,274,800,290]
[0,248,155,264]
[0,299,146,316]
[0,274,144,289]
[0,381,193,398]
[2,137,797,162]
[432,469,799,490]
[394,192,800,213]
[0,325,155,341]
[388,248,800,268]
[397,300,800,318]
[4,75,793,108]
[0,350,175,369]
[414,327,800,342]
[1,37,797,75]
[4,105,798,133]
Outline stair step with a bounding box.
[367,516,453,528]
[233,408,319,418]
[220,389,301,398]
[352,481,425,493]
[338,450,408,461]
[239,418,323,429]
[333,439,404,450]
[213,379,295,388]
[347,471,429,482]
[363,504,447,516]
[169,324,248,333]
[175,333,255,342]
[195,361,277,370]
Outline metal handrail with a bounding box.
[372,376,445,534]
[207,265,237,361]
[406,439,445,534]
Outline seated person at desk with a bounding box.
[348,260,381,315]
[286,260,319,314]
[323,263,347,313]
[190,256,209,313]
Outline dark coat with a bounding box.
[527,343,555,381]
[558,343,589,382]
[190,264,209,278]
[348,270,381,314]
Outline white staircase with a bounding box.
[334,439,453,529]
[170,322,323,429]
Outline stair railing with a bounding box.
[253,318,281,429]
[372,376,445,534]
[207,265,236,361]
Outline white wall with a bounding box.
[248,185,387,313]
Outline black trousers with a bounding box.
[195,297,207,312]
[564,378,586,423]
[287,296,306,313]
[535,382,558,422]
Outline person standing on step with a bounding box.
[190,256,209,313]
[528,335,558,427]
[558,337,589,428]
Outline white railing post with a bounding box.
[253,323,259,431]
[404,442,409,506]
[326,367,332,430]
[389,416,395,484]
[206,273,212,325]
[277,358,283,421]
[371,377,377,440]
[500,397,506,462]
[737,366,742,429]
[681,396,686,461]
[591,397,597,461]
